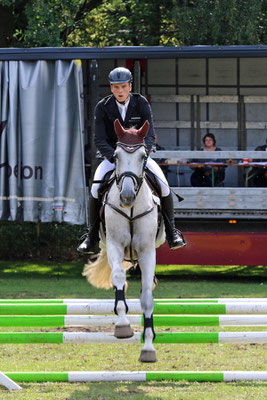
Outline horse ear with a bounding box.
[137,120,150,139]
[114,119,126,140]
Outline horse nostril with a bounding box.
[120,193,135,206]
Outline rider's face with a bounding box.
[110,82,132,103]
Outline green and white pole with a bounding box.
[0,314,266,327]
[0,302,267,315]
[0,331,266,344]
[0,298,266,303]
[4,371,267,383]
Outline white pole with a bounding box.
[219,315,267,326]
[63,332,141,344]
[64,315,141,327]
[223,371,267,381]
[0,372,21,391]
[225,303,267,314]
[219,332,267,344]
[69,371,146,382]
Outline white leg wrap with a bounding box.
[142,327,155,352]
[115,300,130,326]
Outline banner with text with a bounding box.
[0,59,87,224]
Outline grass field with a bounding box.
[0,261,266,399]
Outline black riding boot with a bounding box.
[77,196,101,254]
[161,193,186,250]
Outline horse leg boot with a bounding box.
[161,193,186,250]
[114,286,133,339]
[139,313,156,363]
[77,196,100,254]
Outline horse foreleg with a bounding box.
[138,249,157,363]
[106,242,133,339]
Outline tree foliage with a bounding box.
[0,0,267,47]
[175,0,264,45]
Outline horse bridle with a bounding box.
[115,142,148,195]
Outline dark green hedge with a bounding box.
[0,221,85,261]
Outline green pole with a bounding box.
[0,316,65,327]
[0,304,67,315]
[6,372,68,382]
[0,332,63,343]
[153,303,226,315]
[146,371,224,382]
[0,299,65,303]
[143,332,219,344]
[153,332,219,344]
[152,315,220,327]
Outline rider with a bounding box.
[77,67,186,254]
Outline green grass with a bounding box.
[0,261,266,399]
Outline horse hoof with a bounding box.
[114,325,134,339]
[139,350,157,363]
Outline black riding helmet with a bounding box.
[108,67,133,84]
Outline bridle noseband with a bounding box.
[116,171,144,194]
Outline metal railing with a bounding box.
[151,151,267,219]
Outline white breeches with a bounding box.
[91,157,170,199]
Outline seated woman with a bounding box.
[190,133,226,187]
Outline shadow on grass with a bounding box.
[0,261,84,279]
[154,264,267,282]
[67,381,267,400]
[0,261,266,282]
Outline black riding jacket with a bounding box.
[94,93,156,161]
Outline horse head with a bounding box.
[114,119,150,207]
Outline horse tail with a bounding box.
[83,249,112,290]
[82,249,132,290]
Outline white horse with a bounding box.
[83,119,165,362]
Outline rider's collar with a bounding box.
[116,97,130,107]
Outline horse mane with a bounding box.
[114,119,150,145]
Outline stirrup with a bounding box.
[77,233,99,254]
[78,231,89,242]
[168,229,186,250]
